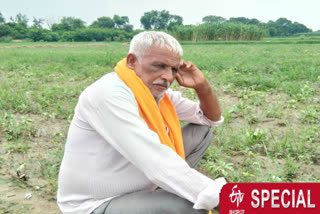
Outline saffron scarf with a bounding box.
[114,58,185,160]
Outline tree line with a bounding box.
[220,16,312,37]
[0,13,138,42]
[0,10,313,42]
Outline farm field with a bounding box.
[0,40,319,213]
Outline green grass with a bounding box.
[0,40,319,195]
[0,43,127,118]
[180,36,320,45]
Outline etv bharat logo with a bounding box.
[229,185,245,207]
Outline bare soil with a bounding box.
[0,176,60,214]
[0,114,68,214]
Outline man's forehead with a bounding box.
[144,46,180,57]
[143,47,180,64]
[150,57,181,67]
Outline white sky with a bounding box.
[1,0,319,31]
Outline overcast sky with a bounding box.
[1,0,319,31]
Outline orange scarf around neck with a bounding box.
[114,58,185,160]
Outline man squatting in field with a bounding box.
[57,31,226,214]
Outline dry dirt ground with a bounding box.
[0,176,60,214]
[0,114,67,214]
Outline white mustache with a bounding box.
[152,80,170,89]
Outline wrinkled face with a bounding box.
[127,46,181,100]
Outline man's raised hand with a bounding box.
[176,60,208,90]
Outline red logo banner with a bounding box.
[220,183,320,214]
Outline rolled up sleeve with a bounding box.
[166,89,224,127]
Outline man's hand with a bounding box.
[176,60,208,90]
[176,60,222,121]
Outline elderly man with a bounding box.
[57,31,226,214]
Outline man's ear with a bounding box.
[126,53,137,70]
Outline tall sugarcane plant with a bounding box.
[171,23,267,41]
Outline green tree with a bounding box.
[289,22,311,34]
[3,22,28,39]
[268,26,277,37]
[140,11,156,29]
[62,17,86,30]
[0,24,12,37]
[202,15,226,24]
[247,18,261,25]
[90,17,115,28]
[229,17,248,24]
[0,12,5,24]
[43,31,60,42]
[113,15,133,32]
[228,17,261,26]
[275,17,292,26]
[122,24,133,32]
[10,13,29,27]
[52,17,86,31]
[167,15,183,30]
[32,17,44,28]
[5,13,29,39]
[113,15,127,28]
[28,27,44,41]
[266,18,311,37]
[140,10,183,30]
[51,22,69,31]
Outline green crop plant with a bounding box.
[0,113,37,141]
[300,107,319,124]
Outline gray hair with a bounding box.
[128,31,183,61]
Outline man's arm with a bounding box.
[176,60,221,121]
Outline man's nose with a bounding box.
[160,67,175,82]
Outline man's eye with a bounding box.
[154,64,166,68]
[172,67,178,72]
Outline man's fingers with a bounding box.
[179,60,194,71]
[179,59,185,67]
[179,59,189,69]
[186,61,193,69]
[175,73,183,85]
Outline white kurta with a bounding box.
[57,72,225,214]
